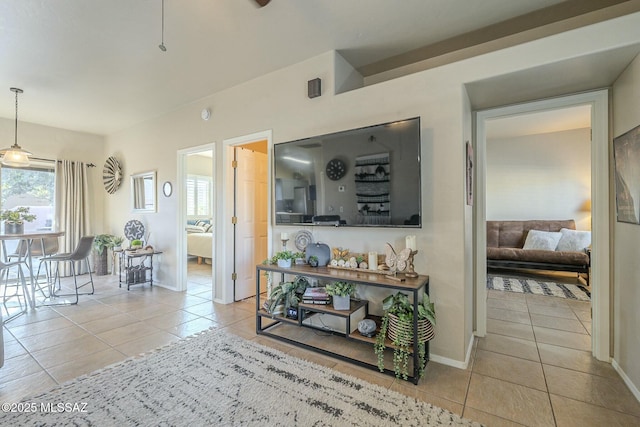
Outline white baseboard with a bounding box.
[429,334,475,370]
[612,358,640,403]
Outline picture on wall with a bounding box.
[613,123,640,224]
[466,141,474,206]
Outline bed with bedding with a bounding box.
[187,221,213,264]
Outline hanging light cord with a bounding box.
[159,0,166,51]
[13,88,21,147]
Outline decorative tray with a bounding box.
[327,265,393,276]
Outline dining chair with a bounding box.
[0,258,28,322]
[39,235,95,305]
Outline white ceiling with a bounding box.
[0,0,576,135]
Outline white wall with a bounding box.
[104,13,640,366]
[612,52,640,400]
[0,118,106,243]
[487,128,592,230]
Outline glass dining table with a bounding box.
[0,230,65,309]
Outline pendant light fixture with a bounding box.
[159,0,167,52]
[0,88,32,167]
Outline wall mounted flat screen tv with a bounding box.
[274,117,421,227]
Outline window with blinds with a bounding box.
[186,174,212,216]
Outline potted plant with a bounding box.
[130,239,143,249]
[93,234,116,276]
[111,236,125,251]
[374,291,436,380]
[325,281,356,310]
[267,250,303,268]
[263,275,308,318]
[308,255,319,267]
[1,206,36,234]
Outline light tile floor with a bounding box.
[1,264,639,426]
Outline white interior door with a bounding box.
[234,146,268,300]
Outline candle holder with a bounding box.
[281,238,289,250]
[404,250,419,278]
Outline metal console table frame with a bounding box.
[118,250,162,290]
[256,263,430,384]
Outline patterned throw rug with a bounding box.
[0,328,481,426]
[487,274,590,301]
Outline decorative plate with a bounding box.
[103,156,122,194]
[294,230,313,252]
[124,219,145,240]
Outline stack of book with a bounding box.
[302,287,331,305]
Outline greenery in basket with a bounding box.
[264,250,304,264]
[374,291,436,380]
[264,275,309,314]
[0,206,36,224]
[325,281,356,297]
[93,234,117,255]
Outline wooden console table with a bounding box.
[256,263,430,384]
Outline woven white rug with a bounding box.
[487,274,590,301]
[0,328,481,426]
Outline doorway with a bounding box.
[177,144,215,295]
[474,90,611,361]
[223,131,271,304]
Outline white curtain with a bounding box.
[57,160,91,275]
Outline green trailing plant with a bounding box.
[0,206,36,224]
[93,234,117,255]
[264,275,309,314]
[325,281,356,297]
[374,291,436,380]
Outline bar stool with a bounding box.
[0,259,28,323]
[39,236,95,305]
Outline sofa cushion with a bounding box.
[557,228,591,252]
[523,230,562,250]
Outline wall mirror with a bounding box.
[131,170,157,213]
[162,181,173,197]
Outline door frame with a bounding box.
[474,89,611,361]
[177,143,216,294]
[221,130,272,304]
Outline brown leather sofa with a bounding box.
[487,219,590,283]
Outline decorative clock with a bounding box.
[325,158,346,181]
[103,156,122,194]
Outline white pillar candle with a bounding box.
[281,232,289,240]
[368,251,378,270]
[406,235,417,251]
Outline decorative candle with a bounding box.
[406,235,417,251]
[281,232,289,240]
[368,251,378,270]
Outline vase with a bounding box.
[277,259,292,268]
[4,221,24,234]
[93,251,109,276]
[332,295,351,310]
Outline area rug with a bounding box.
[0,328,481,426]
[487,274,590,301]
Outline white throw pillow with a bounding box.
[522,230,562,250]
[556,228,591,252]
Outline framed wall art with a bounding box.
[613,123,640,224]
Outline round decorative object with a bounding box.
[325,158,346,181]
[294,230,313,252]
[201,108,211,121]
[330,259,338,267]
[124,219,145,240]
[102,156,122,194]
[358,319,376,337]
[162,181,173,197]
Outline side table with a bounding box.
[118,250,162,290]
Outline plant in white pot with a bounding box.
[325,281,356,310]
[0,206,36,234]
[267,250,303,268]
